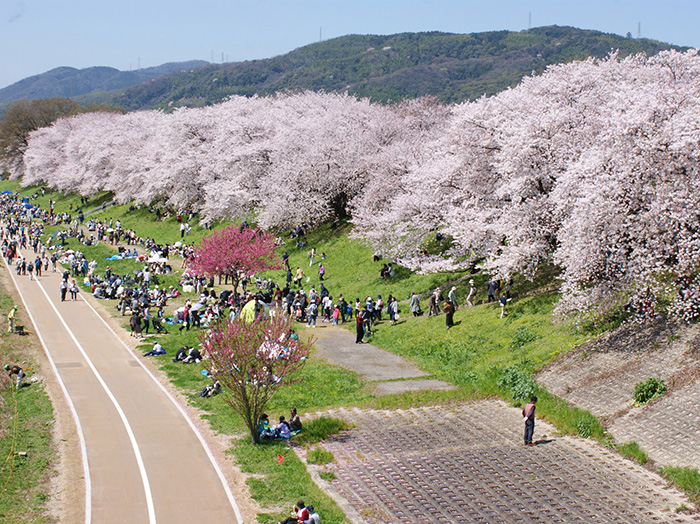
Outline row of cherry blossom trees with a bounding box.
[16,50,700,316]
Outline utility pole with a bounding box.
[320,26,322,42]
[528,12,531,30]
[637,22,641,39]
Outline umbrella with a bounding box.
[190,302,204,311]
[241,299,269,322]
[64,249,74,254]
[1,190,12,194]
[22,203,33,208]
[106,227,114,233]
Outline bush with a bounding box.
[497,366,536,401]
[633,377,667,405]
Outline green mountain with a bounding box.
[90,26,685,111]
[0,61,209,103]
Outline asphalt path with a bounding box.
[5,251,243,524]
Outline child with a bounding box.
[332,305,340,325]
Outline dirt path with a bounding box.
[4,252,248,524]
[304,401,695,523]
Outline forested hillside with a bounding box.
[86,26,683,111]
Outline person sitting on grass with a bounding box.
[278,500,309,524]
[172,345,189,362]
[274,415,291,439]
[258,414,274,440]
[289,407,302,432]
[143,341,166,357]
[304,505,321,524]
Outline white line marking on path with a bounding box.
[3,261,93,524]
[33,276,158,524]
[80,291,244,523]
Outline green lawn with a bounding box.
[0,282,55,524]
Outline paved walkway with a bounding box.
[303,401,694,523]
[537,320,700,468]
[311,324,456,395]
[4,250,244,524]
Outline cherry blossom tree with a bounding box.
[201,314,312,444]
[188,224,281,291]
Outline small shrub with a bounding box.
[307,446,334,465]
[633,377,667,405]
[617,441,648,465]
[497,366,536,401]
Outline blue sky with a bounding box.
[1,0,698,89]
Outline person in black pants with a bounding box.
[523,396,537,446]
[355,312,364,344]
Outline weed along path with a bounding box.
[4,251,243,524]
[311,324,457,395]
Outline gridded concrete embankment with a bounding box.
[309,401,694,524]
[537,323,700,468]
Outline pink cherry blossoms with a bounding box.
[15,50,700,317]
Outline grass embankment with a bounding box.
[7,180,699,516]
[0,280,55,523]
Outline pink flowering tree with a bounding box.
[188,225,281,291]
[201,315,312,444]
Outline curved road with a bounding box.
[5,253,243,524]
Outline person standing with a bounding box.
[466,279,476,307]
[308,247,316,267]
[59,280,68,302]
[7,305,17,333]
[410,291,421,317]
[523,396,537,446]
[388,295,398,326]
[4,364,24,389]
[70,279,79,301]
[443,298,455,328]
[448,286,457,311]
[355,310,365,343]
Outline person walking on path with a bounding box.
[523,396,537,446]
[410,291,421,317]
[59,280,68,302]
[7,305,17,333]
[4,364,25,389]
[70,279,80,301]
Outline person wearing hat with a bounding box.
[448,286,458,311]
[4,363,24,390]
[143,340,165,357]
[466,279,476,307]
[7,305,17,333]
